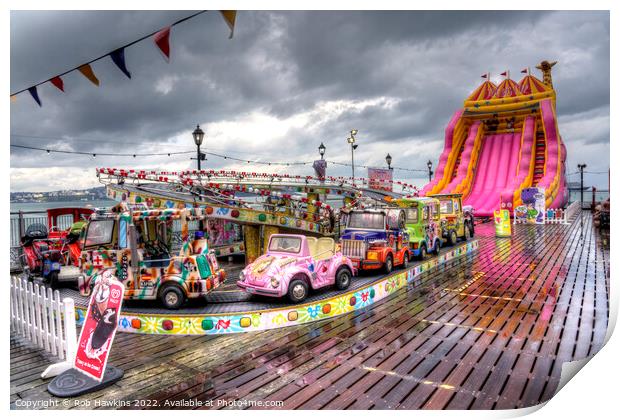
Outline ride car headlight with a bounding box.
[367,251,379,260]
[270,277,280,288]
[239,271,245,281]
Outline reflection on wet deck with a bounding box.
[11,211,609,409]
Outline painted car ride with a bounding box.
[78,204,225,309]
[393,197,442,259]
[429,193,475,246]
[340,208,410,273]
[237,234,355,303]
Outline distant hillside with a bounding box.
[10,186,108,203]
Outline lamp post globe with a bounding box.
[318,142,326,159]
[192,125,205,170]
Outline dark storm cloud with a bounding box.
[10,10,610,191]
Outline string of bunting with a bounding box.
[11,141,428,175]
[10,10,237,106]
[97,167,420,194]
[10,144,195,158]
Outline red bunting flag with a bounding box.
[521,67,529,74]
[481,73,489,79]
[154,26,171,62]
[50,76,64,92]
[220,11,237,39]
[78,64,100,86]
[500,71,508,77]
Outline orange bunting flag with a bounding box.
[10,95,17,102]
[220,11,237,39]
[50,76,65,92]
[78,64,100,86]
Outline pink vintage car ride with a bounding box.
[237,234,356,303]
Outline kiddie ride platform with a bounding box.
[54,239,479,336]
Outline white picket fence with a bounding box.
[514,201,581,225]
[10,276,77,378]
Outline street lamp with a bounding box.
[427,159,433,182]
[578,163,587,208]
[347,130,358,186]
[192,125,205,170]
[318,142,326,159]
[385,153,392,170]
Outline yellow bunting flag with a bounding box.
[220,11,237,39]
[78,64,100,86]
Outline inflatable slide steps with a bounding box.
[533,131,546,185]
[451,142,467,180]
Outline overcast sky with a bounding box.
[10,10,610,192]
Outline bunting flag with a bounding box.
[78,64,100,86]
[220,11,237,39]
[481,73,488,79]
[10,95,17,102]
[154,26,171,62]
[11,10,238,106]
[500,71,509,77]
[521,67,530,74]
[50,76,64,92]
[28,86,42,107]
[110,48,131,78]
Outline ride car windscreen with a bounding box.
[269,236,302,253]
[348,213,385,230]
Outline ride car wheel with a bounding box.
[419,245,427,260]
[288,278,309,303]
[462,225,470,241]
[160,284,185,310]
[402,252,409,268]
[384,254,393,274]
[335,267,352,290]
[49,271,59,289]
[449,230,457,246]
[469,222,475,237]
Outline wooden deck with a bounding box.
[11,211,609,410]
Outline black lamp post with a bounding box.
[578,163,587,208]
[347,130,358,186]
[385,153,392,170]
[318,142,326,159]
[427,159,433,182]
[192,125,205,170]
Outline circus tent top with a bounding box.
[517,74,550,95]
[494,78,521,98]
[466,80,497,101]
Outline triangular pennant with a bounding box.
[78,64,100,86]
[50,76,64,92]
[154,26,171,62]
[28,86,42,107]
[110,48,131,79]
[220,11,237,39]
[481,73,488,79]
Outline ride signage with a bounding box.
[368,167,393,192]
[74,270,124,382]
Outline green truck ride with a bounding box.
[392,197,442,260]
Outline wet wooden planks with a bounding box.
[10,212,609,410]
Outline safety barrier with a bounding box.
[10,276,77,378]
